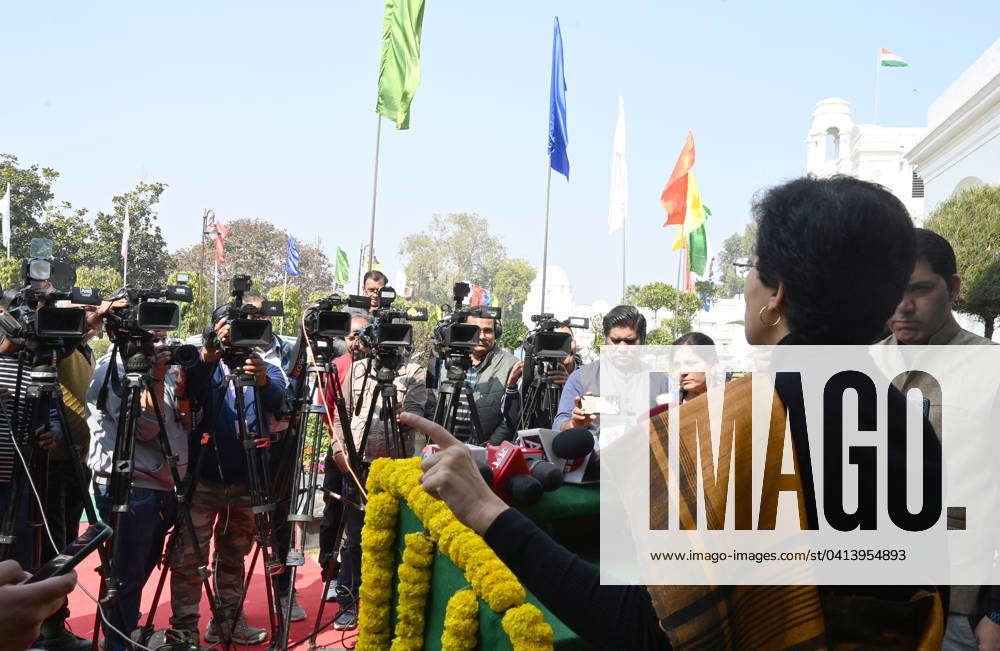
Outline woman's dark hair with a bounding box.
[914,228,957,279]
[753,176,915,344]
[672,331,715,347]
[603,305,647,343]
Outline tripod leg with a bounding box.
[465,385,487,444]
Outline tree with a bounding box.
[925,185,1000,338]
[589,312,605,355]
[645,327,675,345]
[636,282,675,325]
[91,181,173,288]
[75,266,124,295]
[0,154,59,258]
[398,213,508,307]
[0,258,19,290]
[716,221,757,298]
[0,154,94,264]
[498,319,528,352]
[623,284,643,304]
[269,284,304,338]
[397,300,441,366]
[173,219,333,310]
[492,258,536,326]
[168,270,209,338]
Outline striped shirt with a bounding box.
[452,365,480,443]
[0,354,62,483]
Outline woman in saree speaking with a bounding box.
[401,175,944,650]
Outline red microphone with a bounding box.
[486,442,543,506]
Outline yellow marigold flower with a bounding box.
[398,563,432,586]
[361,528,396,552]
[484,580,526,612]
[428,509,455,535]
[367,458,391,491]
[437,521,470,555]
[389,636,423,651]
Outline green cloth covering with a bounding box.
[391,487,599,650]
[376,0,425,129]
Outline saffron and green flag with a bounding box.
[880,48,908,67]
[376,0,426,130]
[335,246,350,285]
[688,207,709,277]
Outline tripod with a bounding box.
[431,352,485,443]
[178,351,285,647]
[274,334,363,651]
[518,356,562,430]
[94,335,229,650]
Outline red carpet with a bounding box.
[64,525,359,649]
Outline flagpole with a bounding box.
[621,213,626,303]
[280,271,288,335]
[874,48,882,124]
[366,116,383,273]
[540,165,553,315]
[673,244,683,338]
[213,259,219,307]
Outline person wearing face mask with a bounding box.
[388,176,947,650]
[880,228,997,651]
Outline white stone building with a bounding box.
[805,97,928,221]
[906,38,1000,211]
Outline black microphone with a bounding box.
[526,459,563,492]
[476,460,494,486]
[552,427,595,460]
[506,473,543,506]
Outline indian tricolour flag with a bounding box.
[880,48,908,67]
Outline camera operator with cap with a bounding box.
[85,324,190,651]
[168,308,286,646]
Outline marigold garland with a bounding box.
[441,588,479,650]
[390,533,434,649]
[359,457,554,650]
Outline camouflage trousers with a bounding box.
[168,479,258,634]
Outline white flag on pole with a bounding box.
[121,203,130,260]
[608,94,628,234]
[0,184,10,254]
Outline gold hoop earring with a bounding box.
[759,305,782,328]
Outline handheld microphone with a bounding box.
[476,460,494,485]
[526,458,563,491]
[487,442,544,506]
[551,427,595,473]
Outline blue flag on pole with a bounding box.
[548,17,569,179]
[285,237,300,276]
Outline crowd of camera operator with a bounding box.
[0,241,640,651]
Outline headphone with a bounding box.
[469,306,502,339]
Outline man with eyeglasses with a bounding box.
[554,305,669,434]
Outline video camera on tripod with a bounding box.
[432,282,500,360]
[103,281,197,366]
[517,313,589,430]
[355,286,427,369]
[203,275,284,366]
[0,238,102,356]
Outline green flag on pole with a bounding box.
[688,206,709,276]
[376,0,426,130]
[335,247,350,285]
